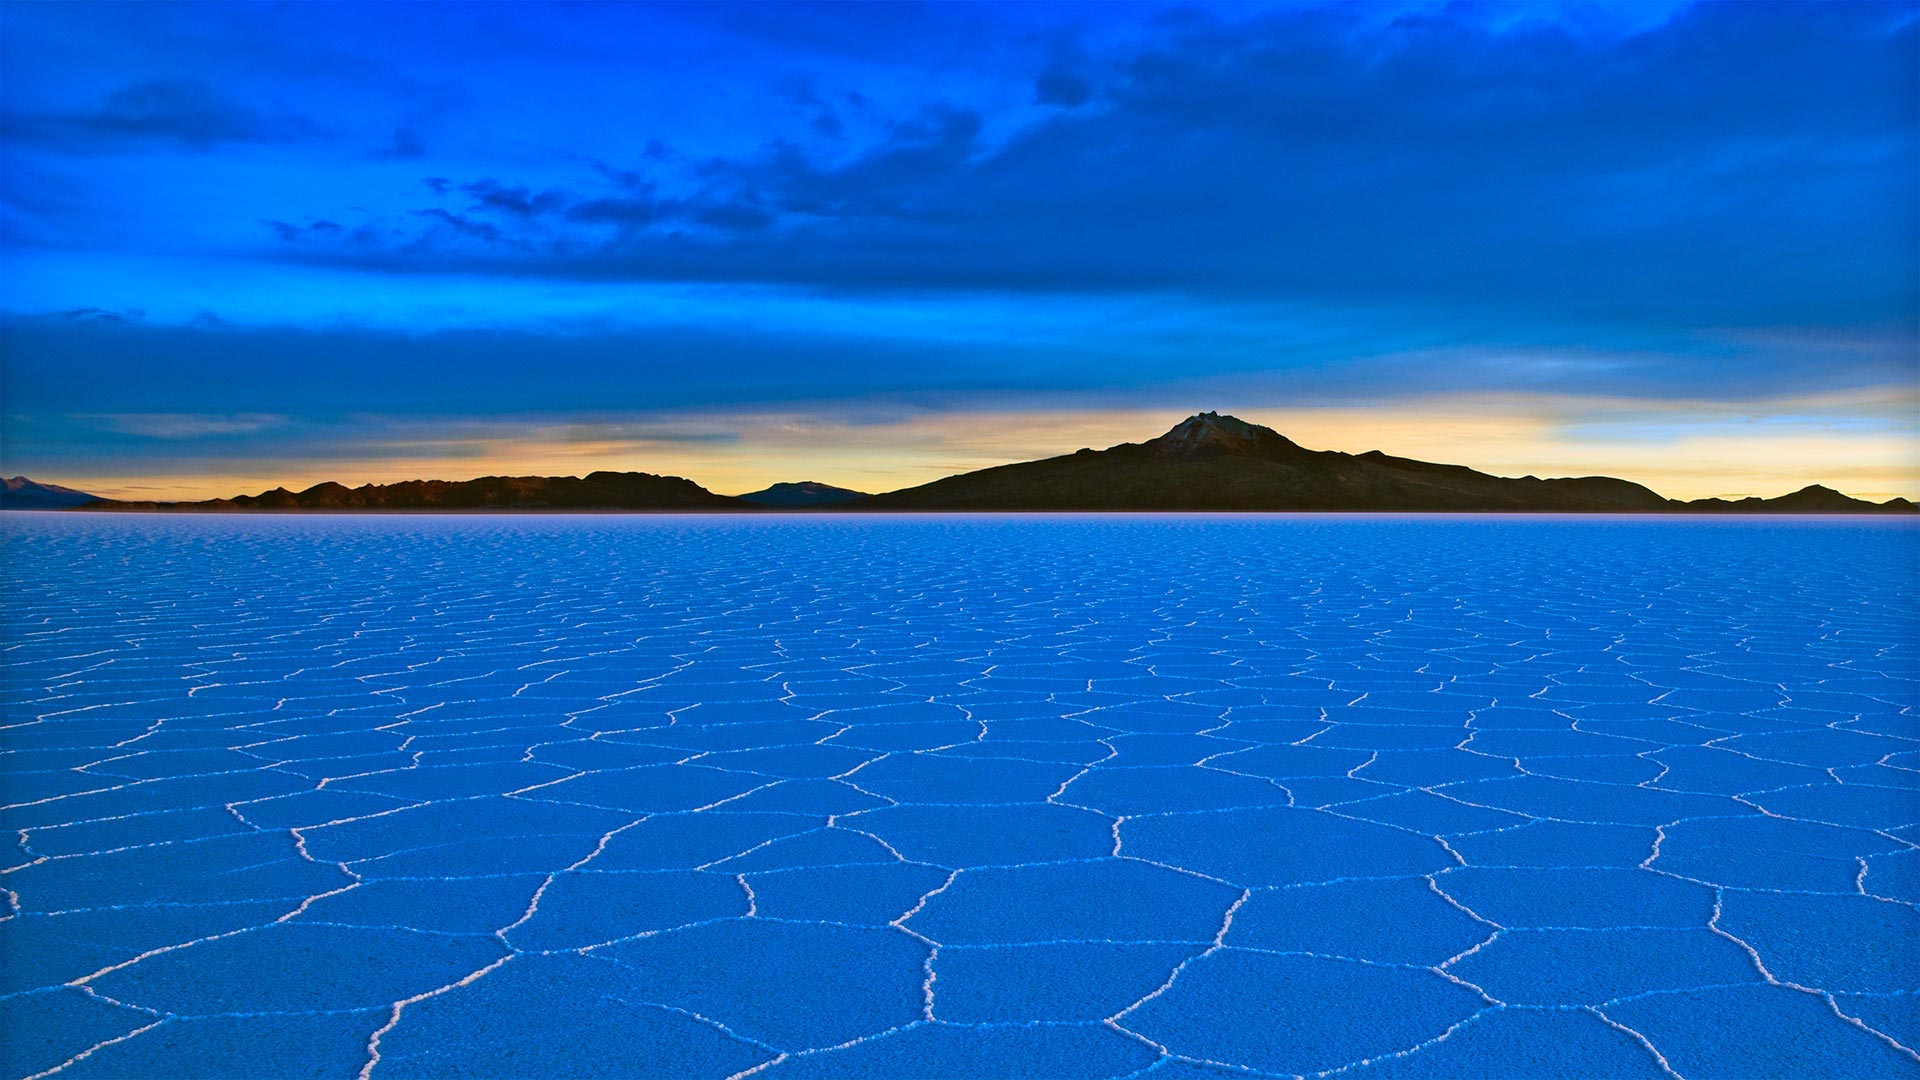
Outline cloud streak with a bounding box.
[79,413,288,438]
[3,78,325,151]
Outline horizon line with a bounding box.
[14,410,1914,510]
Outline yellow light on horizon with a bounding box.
[39,390,1920,504]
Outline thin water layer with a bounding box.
[2,513,1916,1080]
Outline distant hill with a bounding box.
[1683,485,1916,514]
[862,412,1916,514]
[64,413,1916,514]
[84,471,736,512]
[1,477,99,510]
[737,481,869,506]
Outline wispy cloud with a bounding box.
[80,413,288,438]
[3,79,325,152]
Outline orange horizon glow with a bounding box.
[29,388,1919,506]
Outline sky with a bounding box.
[1,0,1915,501]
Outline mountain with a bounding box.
[1681,485,1917,514]
[82,471,737,512]
[1,477,99,510]
[862,412,1915,513]
[736,481,870,506]
[58,413,1916,514]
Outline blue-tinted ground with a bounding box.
[2,514,1917,1080]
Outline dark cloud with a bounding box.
[414,208,509,246]
[778,76,852,139]
[373,125,428,160]
[1033,65,1090,107]
[262,218,343,243]
[57,307,129,324]
[4,78,324,151]
[565,196,658,226]
[369,79,467,161]
[462,179,566,218]
[242,3,1913,337]
[692,199,775,232]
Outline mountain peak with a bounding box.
[737,481,869,506]
[1,476,99,509]
[1148,411,1298,457]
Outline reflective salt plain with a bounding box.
[2,512,1917,1080]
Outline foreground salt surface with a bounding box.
[2,515,1917,1080]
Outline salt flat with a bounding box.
[2,513,1916,1080]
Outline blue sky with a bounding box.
[1,1,1915,498]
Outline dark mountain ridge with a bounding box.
[863,412,1911,513]
[736,481,869,506]
[1,477,98,509]
[79,471,736,512]
[58,413,1917,513]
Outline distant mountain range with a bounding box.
[864,412,1916,513]
[1,476,98,509]
[736,481,870,506]
[68,472,736,512]
[17,413,1916,514]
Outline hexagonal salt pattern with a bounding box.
[2,513,1915,1079]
